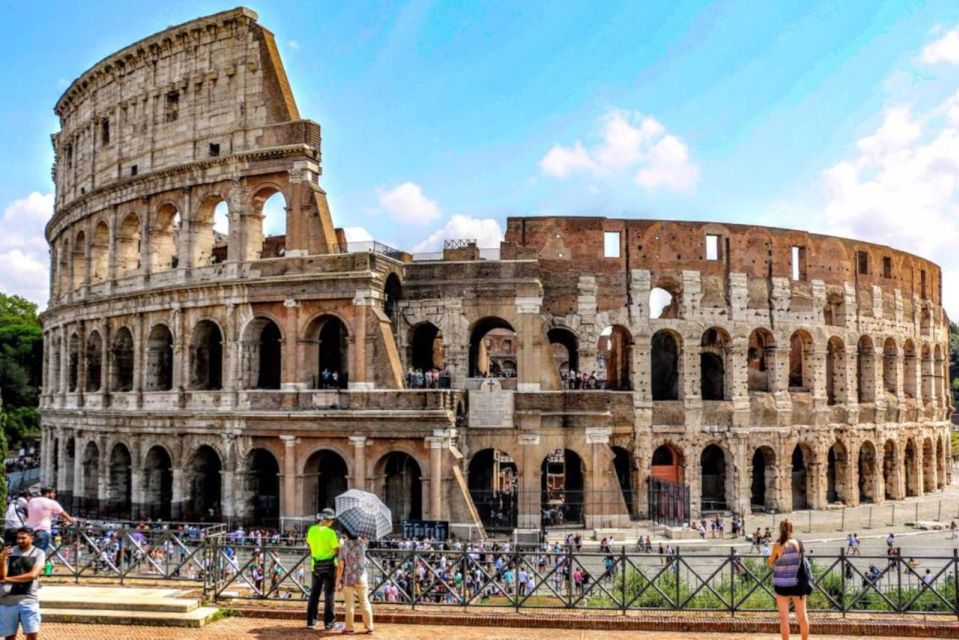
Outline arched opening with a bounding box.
[71,231,85,289]
[826,337,846,405]
[244,448,280,527]
[612,446,635,518]
[936,436,946,490]
[383,273,402,326]
[920,306,931,335]
[882,338,898,398]
[150,204,180,272]
[921,344,933,405]
[922,438,935,493]
[467,448,517,531]
[904,439,919,497]
[49,336,61,394]
[56,240,69,297]
[541,449,585,526]
[51,439,59,489]
[469,317,516,378]
[242,318,282,389]
[67,333,79,392]
[650,444,684,483]
[649,279,681,319]
[858,441,877,504]
[700,327,730,400]
[116,212,141,278]
[791,444,811,510]
[788,330,813,391]
[107,444,132,519]
[823,291,845,327]
[700,444,727,511]
[857,336,876,403]
[409,322,445,375]
[903,340,917,400]
[186,445,222,521]
[651,330,681,400]
[85,331,102,392]
[547,328,579,384]
[63,438,76,509]
[303,450,348,514]
[306,315,349,388]
[382,452,423,526]
[145,324,174,391]
[883,439,898,500]
[747,328,775,393]
[255,189,287,259]
[90,222,109,283]
[142,445,173,520]
[935,345,946,405]
[110,327,134,392]
[751,447,776,510]
[597,325,632,390]
[191,197,230,266]
[826,440,849,503]
[80,441,99,515]
[190,320,223,390]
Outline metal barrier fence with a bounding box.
[7,467,40,493]
[199,541,959,617]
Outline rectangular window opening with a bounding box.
[790,246,806,281]
[920,269,927,298]
[100,119,110,146]
[882,256,892,279]
[705,234,720,261]
[130,164,138,177]
[603,231,621,258]
[857,251,869,275]
[209,143,220,157]
[164,91,180,123]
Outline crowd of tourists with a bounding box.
[317,368,348,389]
[404,367,451,389]
[559,371,606,390]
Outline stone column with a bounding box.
[58,326,69,402]
[172,307,185,390]
[282,299,301,389]
[349,436,368,491]
[585,428,614,528]
[515,296,543,392]
[225,303,239,404]
[518,434,541,529]
[220,469,235,520]
[72,437,84,512]
[427,434,444,520]
[280,435,299,519]
[133,313,144,407]
[55,429,69,494]
[349,290,371,390]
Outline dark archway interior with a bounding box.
[883,440,897,500]
[249,449,280,526]
[112,328,134,392]
[650,444,683,483]
[541,449,585,525]
[191,321,223,390]
[791,446,808,510]
[548,328,579,376]
[143,447,173,520]
[411,323,443,371]
[751,448,767,507]
[188,446,222,520]
[700,444,726,510]
[146,325,174,391]
[469,317,515,377]
[108,445,132,518]
[858,443,876,504]
[384,452,422,525]
[467,448,517,530]
[612,446,635,518]
[86,332,102,392]
[384,273,402,323]
[257,320,282,389]
[651,331,679,400]
[700,328,726,400]
[318,317,349,385]
[306,450,348,513]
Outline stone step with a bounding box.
[42,595,200,613]
[40,585,200,612]
[42,606,221,628]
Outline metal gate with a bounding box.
[648,476,689,527]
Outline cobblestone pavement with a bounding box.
[35,619,953,640]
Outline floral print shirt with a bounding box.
[339,538,368,586]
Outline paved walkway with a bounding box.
[36,619,952,640]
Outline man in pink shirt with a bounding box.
[25,487,76,553]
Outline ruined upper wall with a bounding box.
[51,7,302,210]
[502,216,944,312]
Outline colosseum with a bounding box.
[39,8,953,535]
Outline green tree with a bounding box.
[0,294,43,454]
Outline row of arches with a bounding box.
[53,439,426,527]
[50,314,350,394]
[54,190,288,295]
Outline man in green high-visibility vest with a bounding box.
[305,508,340,631]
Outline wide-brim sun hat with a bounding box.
[316,508,336,521]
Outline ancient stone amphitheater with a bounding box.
[39,8,952,534]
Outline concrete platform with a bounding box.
[39,585,220,627]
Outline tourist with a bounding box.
[950,520,957,540]
[770,519,811,640]
[886,532,896,548]
[3,493,29,547]
[336,529,374,635]
[25,487,75,554]
[851,533,861,556]
[305,508,340,631]
[0,527,45,640]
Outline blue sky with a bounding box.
[2,1,959,317]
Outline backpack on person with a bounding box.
[772,540,813,595]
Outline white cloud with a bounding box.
[0,192,53,308]
[287,40,300,50]
[411,215,503,253]
[342,226,373,243]
[921,27,959,64]
[378,182,441,224]
[818,98,959,319]
[539,109,699,193]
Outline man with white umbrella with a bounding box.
[305,508,340,631]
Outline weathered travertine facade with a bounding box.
[40,9,952,533]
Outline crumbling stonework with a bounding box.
[40,9,952,533]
